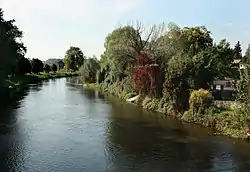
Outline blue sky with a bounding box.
[1,0,250,60]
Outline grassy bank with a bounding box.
[85,81,248,139]
[7,72,78,87]
[2,72,78,98]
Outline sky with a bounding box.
[0,0,250,60]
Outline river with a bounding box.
[0,77,250,172]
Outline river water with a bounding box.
[0,77,250,172]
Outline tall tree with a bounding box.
[244,44,250,63]
[102,22,166,82]
[79,57,100,83]
[0,8,26,89]
[234,41,242,59]
[16,57,31,75]
[31,58,43,74]
[44,64,51,73]
[181,26,213,55]
[211,39,236,79]
[64,46,85,71]
[51,64,57,72]
[58,60,64,70]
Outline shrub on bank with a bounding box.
[98,80,250,139]
[214,109,249,137]
[189,89,213,114]
[182,89,216,126]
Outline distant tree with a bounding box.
[51,64,57,72]
[31,58,43,74]
[16,57,31,75]
[43,64,51,73]
[234,41,242,59]
[212,39,236,79]
[79,57,100,83]
[244,44,250,63]
[245,44,250,57]
[64,46,85,71]
[58,60,64,70]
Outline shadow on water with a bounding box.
[0,81,45,171]
[103,97,216,171]
[102,95,250,171]
[0,82,44,132]
[1,78,250,171]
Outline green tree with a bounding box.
[0,9,26,89]
[244,44,250,63]
[58,60,64,70]
[181,26,213,55]
[43,64,51,73]
[31,58,43,74]
[64,46,85,71]
[79,57,100,83]
[164,53,194,113]
[51,64,57,72]
[102,23,166,82]
[16,57,31,75]
[235,62,250,116]
[211,39,236,79]
[234,41,242,59]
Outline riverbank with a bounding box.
[84,82,248,139]
[2,72,78,100]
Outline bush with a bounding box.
[182,106,217,126]
[189,89,213,114]
[157,97,174,114]
[142,96,153,108]
[214,109,248,137]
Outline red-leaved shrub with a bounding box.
[133,52,158,96]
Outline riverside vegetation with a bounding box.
[0,9,81,100]
[2,7,250,139]
[79,22,250,139]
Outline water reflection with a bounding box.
[0,84,38,171]
[104,96,245,171]
[0,78,250,171]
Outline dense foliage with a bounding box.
[31,58,43,74]
[79,57,100,83]
[2,6,250,138]
[16,57,31,75]
[189,89,213,114]
[44,64,51,73]
[0,9,26,89]
[97,22,248,115]
[64,46,85,71]
[51,64,58,72]
[133,52,158,96]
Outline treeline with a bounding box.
[0,8,26,92]
[0,8,84,95]
[83,22,250,136]
[63,46,100,83]
[92,22,250,113]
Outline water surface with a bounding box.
[0,77,250,172]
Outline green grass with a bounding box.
[6,72,78,89]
